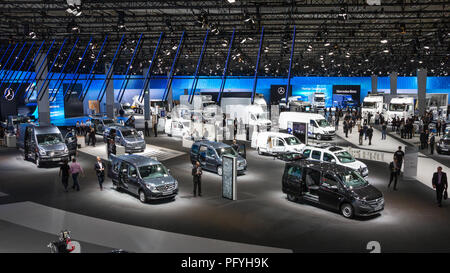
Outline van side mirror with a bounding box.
[331,159,336,163]
[131,174,137,178]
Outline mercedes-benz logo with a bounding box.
[277,87,286,95]
[4,88,15,101]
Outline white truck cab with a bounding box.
[256,132,305,155]
[310,92,326,110]
[386,97,415,122]
[279,112,335,140]
[361,95,385,122]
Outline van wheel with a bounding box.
[340,203,354,218]
[139,190,147,203]
[217,166,223,176]
[168,134,172,137]
[287,194,297,202]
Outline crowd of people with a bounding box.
[75,119,97,147]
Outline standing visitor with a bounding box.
[432,166,448,207]
[69,158,84,191]
[393,146,405,174]
[192,161,202,197]
[59,159,70,192]
[429,133,436,155]
[381,122,387,140]
[388,159,400,190]
[94,156,105,191]
[367,126,374,145]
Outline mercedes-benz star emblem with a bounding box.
[4,88,15,101]
[277,87,286,95]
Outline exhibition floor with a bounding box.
[1,134,450,252]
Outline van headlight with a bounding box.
[64,147,69,153]
[174,180,178,189]
[39,148,46,156]
[146,183,156,191]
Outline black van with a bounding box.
[282,160,384,218]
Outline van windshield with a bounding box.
[317,119,330,127]
[339,170,368,188]
[36,133,63,145]
[284,136,301,145]
[216,147,238,157]
[121,129,139,138]
[139,164,168,179]
[335,151,356,163]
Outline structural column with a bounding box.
[389,72,397,95]
[371,75,378,94]
[417,68,427,116]
[36,53,50,126]
[143,68,150,120]
[105,63,114,118]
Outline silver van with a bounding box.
[108,154,178,202]
[103,125,146,153]
[17,124,76,167]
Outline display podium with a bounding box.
[77,136,86,148]
[6,135,16,148]
[222,155,237,200]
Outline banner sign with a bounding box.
[332,85,361,103]
[270,85,292,105]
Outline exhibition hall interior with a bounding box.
[0,0,449,255]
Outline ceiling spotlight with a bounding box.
[380,39,388,44]
[423,45,430,49]
[227,0,236,3]
[240,38,247,44]
[324,42,330,47]
[328,52,334,56]
[172,45,178,50]
[383,49,389,53]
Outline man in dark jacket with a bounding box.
[192,161,202,197]
[94,156,105,191]
[366,126,374,145]
[393,146,405,174]
[388,159,400,190]
[429,133,436,155]
[432,166,448,207]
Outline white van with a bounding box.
[164,117,191,138]
[302,144,369,178]
[256,132,305,155]
[279,112,335,140]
